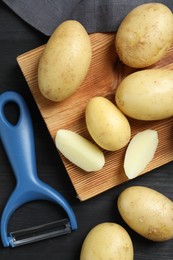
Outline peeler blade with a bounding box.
[8,218,71,247]
[0,91,77,247]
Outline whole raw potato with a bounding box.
[115,3,173,68]
[115,69,173,120]
[118,186,173,241]
[80,223,134,260]
[38,20,92,101]
[85,96,131,151]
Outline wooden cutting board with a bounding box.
[17,33,173,201]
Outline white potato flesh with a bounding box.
[124,129,158,179]
[55,129,105,172]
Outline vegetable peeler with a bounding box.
[0,91,77,247]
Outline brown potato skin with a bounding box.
[38,20,92,102]
[115,3,173,68]
[85,96,131,151]
[115,69,173,120]
[118,186,173,241]
[80,223,134,260]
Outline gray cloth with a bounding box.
[2,0,173,36]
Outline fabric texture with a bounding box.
[2,0,173,36]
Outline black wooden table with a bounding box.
[0,2,173,259]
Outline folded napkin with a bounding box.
[3,0,173,36]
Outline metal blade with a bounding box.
[8,218,71,247]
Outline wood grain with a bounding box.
[17,33,173,201]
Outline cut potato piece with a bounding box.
[124,129,158,179]
[55,129,105,172]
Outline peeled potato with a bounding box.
[55,129,105,172]
[124,129,159,179]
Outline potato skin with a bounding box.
[38,20,92,101]
[115,69,173,120]
[118,186,173,241]
[80,223,134,260]
[115,3,173,68]
[85,96,131,151]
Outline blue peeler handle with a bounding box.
[0,91,77,247]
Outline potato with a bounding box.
[124,130,159,179]
[115,3,173,68]
[55,129,105,172]
[85,96,131,151]
[118,186,173,241]
[38,20,92,101]
[80,223,134,260]
[115,69,173,120]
